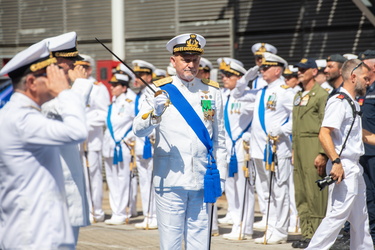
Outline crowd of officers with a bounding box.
[1,31,375,250]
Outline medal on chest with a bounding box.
[230,100,241,114]
[299,95,310,106]
[266,92,277,110]
[201,91,215,121]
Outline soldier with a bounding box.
[291,58,329,249]
[153,68,167,81]
[325,54,347,96]
[315,59,333,93]
[102,70,137,225]
[283,65,301,93]
[128,60,158,229]
[0,40,88,249]
[218,57,258,240]
[76,54,110,223]
[250,52,294,244]
[133,33,227,249]
[250,42,278,90]
[358,50,375,245]
[42,32,93,244]
[306,59,373,250]
[197,57,213,80]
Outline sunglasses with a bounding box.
[260,65,275,72]
[351,62,363,75]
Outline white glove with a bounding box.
[242,131,251,143]
[153,91,169,116]
[269,126,283,137]
[236,65,259,89]
[243,65,259,83]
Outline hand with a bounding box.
[330,162,344,183]
[153,91,169,116]
[242,132,251,143]
[68,65,88,82]
[269,126,283,137]
[46,64,70,97]
[243,65,259,82]
[314,154,328,177]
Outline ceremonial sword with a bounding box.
[95,37,156,94]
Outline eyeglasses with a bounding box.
[221,72,236,78]
[260,65,275,72]
[351,62,363,75]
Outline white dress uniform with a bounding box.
[250,77,294,241]
[222,85,258,238]
[127,87,157,228]
[41,78,93,243]
[102,89,136,223]
[81,77,110,222]
[133,75,227,249]
[0,90,88,249]
[320,81,334,93]
[306,88,373,250]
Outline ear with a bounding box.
[25,74,37,91]
[350,71,357,83]
[312,68,318,77]
[170,56,176,67]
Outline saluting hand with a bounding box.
[46,64,70,97]
[68,65,88,82]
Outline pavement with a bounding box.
[77,183,301,250]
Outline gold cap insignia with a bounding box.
[255,43,267,55]
[300,58,308,63]
[173,34,204,54]
[219,59,241,76]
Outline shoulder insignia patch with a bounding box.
[125,98,133,103]
[358,98,364,106]
[94,81,101,85]
[280,84,290,89]
[325,88,331,92]
[336,94,345,100]
[153,77,173,87]
[201,78,219,88]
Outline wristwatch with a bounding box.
[332,158,341,164]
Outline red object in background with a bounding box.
[96,60,120,99]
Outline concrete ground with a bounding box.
[77,183,301,250]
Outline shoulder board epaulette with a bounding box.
[280,84,290,89]
[94,81,100,85]
[153,77,173,87]
[336,94,345,100]
[125,98,133,103]
[201,78,219,88]
[325,88,331,92]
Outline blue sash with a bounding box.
[107,103,132,165]
[135,92,152,159]
[259,86,273,165]
[160,83,221,203]
[253,76,258,89]
[224,94,252,177]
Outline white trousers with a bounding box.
[82,150,104,220]
[136,156,156,220]
[307,169,373,250]
[227,160,255,235]
[253,157,290,239]
[104,150,137,219]
[155,189,209,250]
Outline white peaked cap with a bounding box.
[131,60,156,73]
[315,59,327,69]
[166,33,206,54]
[199,57,213,71]
[119,63,136,81]
[262,52,287,68]
[0,40,56,79]
[154,68,166,77]
[217,57,246,75]
[252,43,278,55]
[343,53,358,60]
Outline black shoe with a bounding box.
[291,238,311,248]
